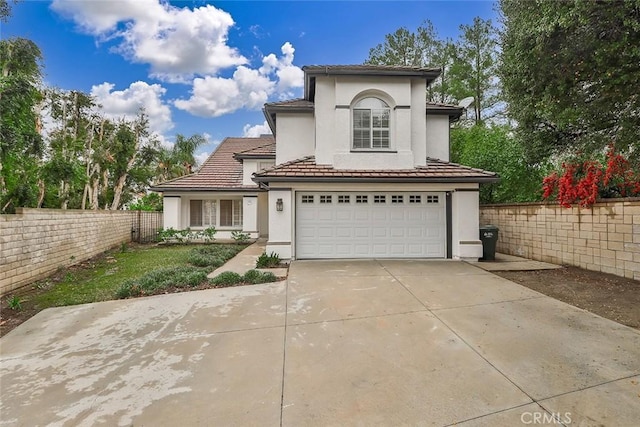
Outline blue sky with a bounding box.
[4,0,497,163]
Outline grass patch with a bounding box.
[32,243,247,308]
[210,269,278,287]
[210,271,244,286]
[116,266,208,298]
[243,269,277,284]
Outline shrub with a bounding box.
[243,269,277,284]
[158,227,178,242]
[210,271,243,286]
[256,251,281,268]
[187,244,242,268]
[231,230,251,243]
[115,266,208,298]
[202,226,217,242]
[7,295,22,311]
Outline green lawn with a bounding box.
[31,244,244,308]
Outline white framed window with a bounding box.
[320,195,332,204]
[391,195,404,204]
[190,199,241,228]
[356,195,368,203]
[301,195,314,204]
[353,97,390,150]
[409,195,422,204]
[374,195,386,204]
[338,195,350,203]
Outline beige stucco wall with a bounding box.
[480,199,640,280]
[0,208,155,296]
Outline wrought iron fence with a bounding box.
[130,210,163,243]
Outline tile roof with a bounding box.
[253,156,499,183]
[234,141,276,158]
[152,136,275,191]
[264,98,314,108]
[303,65,441,75]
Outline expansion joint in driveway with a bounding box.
[374,259,540,408]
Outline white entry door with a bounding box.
[295,192,446,259]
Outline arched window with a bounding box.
[352,97,390,149]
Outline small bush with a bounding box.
[210,271,243,286]
[115,266,208,298]
[231,230,251,243]
[7,295,22,311]
[158,227,178,242]
[256,251,281,268]
[202,226,217,242]
[243,269,277,284]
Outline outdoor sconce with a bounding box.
[276,198,284,212]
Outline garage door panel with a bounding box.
[318,210,334,221]
[296,192,446,259]
[336,210,351,221]
[354,211,369,221]
[335,227,352,238]
[353,227,370,238]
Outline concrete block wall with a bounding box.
[480,198,640,280]
[0,208,156,296]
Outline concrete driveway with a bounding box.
[1,260,639,426]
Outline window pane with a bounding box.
[355,97,389,109]
[190,200,202,227]
[233,200,242,227]
[203,200,216,226]
[353,129,370,149]
[220,200,232,227]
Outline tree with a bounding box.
[366,20,457,103]
[155,133,205,183]
[44,89,95,209]
[499,0,640,164]
[0,37,44,212]
[448,17,502,124]
[451,125,546,203]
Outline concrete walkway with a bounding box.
[1,260,639,426]
[207,240,288,278]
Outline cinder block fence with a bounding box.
[0,208,162,296]
[480,198,640,280]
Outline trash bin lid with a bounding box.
[480,224,499,231]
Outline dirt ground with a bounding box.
[495,267,640,330]
[2,262,638,338]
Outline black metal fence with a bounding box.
[130,210,163,243]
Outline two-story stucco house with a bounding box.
[153,65,498,261]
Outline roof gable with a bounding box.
[152,135,274,192]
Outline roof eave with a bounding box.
[233,153,276,160]
[252,176,500,184]
[150,186,265,193]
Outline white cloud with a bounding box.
[175,42,303,117]
[90,81,173,139]
[242,121,272,137]
[174,66,274,117]
[52,0,304,118]
[51,0,247,82]
[194,151,210,167]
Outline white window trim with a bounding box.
[351,97,393,151]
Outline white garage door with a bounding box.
[296,192,446,259]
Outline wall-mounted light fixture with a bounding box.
[276,198,283,212]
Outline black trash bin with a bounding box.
[479,225,499,261]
